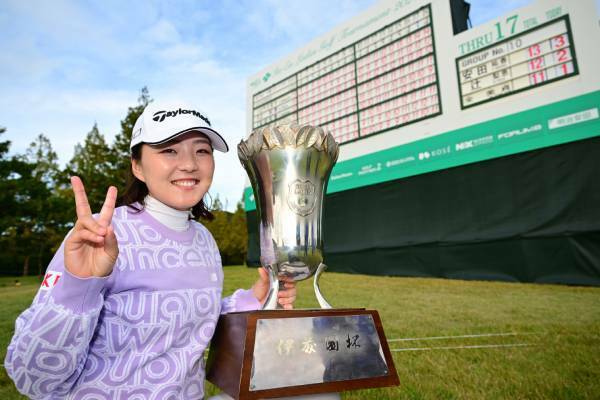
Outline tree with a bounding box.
[23,134,72,274]
[109,87,152,192]
[203,198,248,265]
[0,127,56,275]
[228,200,248,264]
[0,126,14,231]
[0,126,8,157]
[212,194,224,212]
[25,134,60,186]
[0,126,17,242]
[64,123,114,211]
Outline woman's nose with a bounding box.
[178,151,198,171]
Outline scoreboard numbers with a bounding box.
[457,17,578,109]
[251,4,441,144]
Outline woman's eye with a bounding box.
[197,148,212,154]
[161,149,176,154]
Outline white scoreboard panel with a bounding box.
[245,0,600,207]
[250,4,441,145]
[457,16,578,108]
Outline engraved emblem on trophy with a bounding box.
[237,123,339,309]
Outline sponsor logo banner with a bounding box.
[245,91,600,211]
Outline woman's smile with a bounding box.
[171,178,200,188]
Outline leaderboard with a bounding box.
[252,5,441,145]
[246,0,599,206]
[457,16,578,108]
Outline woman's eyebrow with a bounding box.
[151,138,210,149]
[192,138,211,145]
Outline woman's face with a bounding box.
[132,131,215,211]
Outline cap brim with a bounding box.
[145,127,229,152]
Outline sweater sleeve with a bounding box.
[221,288,261,314]
[4,237,109,399]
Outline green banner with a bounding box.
[245,90,600,211]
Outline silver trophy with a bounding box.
[208,125,397,397]
[238,123,339,309]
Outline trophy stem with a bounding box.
[313,263,332,309]
[261,265,280,310]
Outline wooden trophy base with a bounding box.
[206,308,399,400]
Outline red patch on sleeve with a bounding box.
[40,272,63,290]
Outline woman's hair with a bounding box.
[117,143,215,220]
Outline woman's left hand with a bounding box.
[252,267,297,309]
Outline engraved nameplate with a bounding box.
[249,314,388,391]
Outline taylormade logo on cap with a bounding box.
[130,102,229,152]
[152,108,211,126]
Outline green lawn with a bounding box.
[1,269,599,399]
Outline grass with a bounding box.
[1,268,599,399]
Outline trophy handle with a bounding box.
[314,263,332,309]
[261,265,281,310]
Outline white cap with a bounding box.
[130,102,229,152]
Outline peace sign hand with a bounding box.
[64,176,119,278]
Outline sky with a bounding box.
[2,0,596,210]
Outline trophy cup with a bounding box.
[206,124,398,399]
[238,123,338,310]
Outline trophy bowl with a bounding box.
[238,123,339,309]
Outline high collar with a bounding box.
[143,195,192,232]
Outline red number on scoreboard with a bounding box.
[530,70,546,85]
[551,34,566,49]
[529,57,544,71]
[528,43,542,57]
[560,62,573,76]
[557,48,569,62]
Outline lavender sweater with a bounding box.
[5,205,260,399]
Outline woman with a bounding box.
[5,102,296,399]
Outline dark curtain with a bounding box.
[246,137,600,286]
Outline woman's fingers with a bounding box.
[98,186,118,227]
[70,228,105,244]
[258,267,270,282]
[278,294,296,303]
[66,178,119,279]
[71,176,93,219]
[75,215,106,236]
[278,285,296,295]
[104,226,119,257]
[278,281,296,293]
[278,295,296,309]
[254,269,297,308]
[71,176,117,228]
[277,281,296,309]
